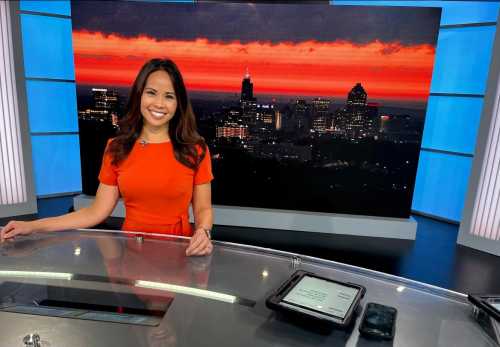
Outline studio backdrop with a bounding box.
[72,1,441,219]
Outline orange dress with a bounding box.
[98,140,213,236]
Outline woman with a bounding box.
[1,58,213,256]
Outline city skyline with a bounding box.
[73,2,439,218]
[78,72,423,154]
[77,61,426,218]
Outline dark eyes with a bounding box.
[145,90,175,99]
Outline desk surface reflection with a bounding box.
[0,229,494,347]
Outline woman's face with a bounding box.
[140,70,178,132]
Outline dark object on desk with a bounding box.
[359,303,397,340]
[468,294,500,345]
[468,294,500,322]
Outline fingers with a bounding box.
[188,241,212,257]
[0,221,32,242]
[1,221,17,242]
[186,233,204,254]
[191,241,212,256]
[186,232,213,256]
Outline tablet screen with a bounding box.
[282,275,360,319]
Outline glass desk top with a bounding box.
[0,229,496,347]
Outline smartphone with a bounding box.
[359,302,397,340]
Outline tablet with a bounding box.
[266,270,365,328]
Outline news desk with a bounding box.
[0,229,495,347]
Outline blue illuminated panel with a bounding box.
[332,1,500,25]
[20,0,71,16]
[31,135,82,196]
[26,80,78,133]
[431,26,496,95]
[20,14,74,80]
[412,151,472,222]
[422,96,483,155]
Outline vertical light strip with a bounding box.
[470,84,500,240]
[0,1,27,205]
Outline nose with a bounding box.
[153,95,167,109]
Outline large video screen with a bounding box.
[72,1,441,218]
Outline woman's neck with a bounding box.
[140,125,170,143]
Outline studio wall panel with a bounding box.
[20,14,74,80]
[20,0,71,16]
[30,135,82,196]
[430,26,496,95]
[26,80,78,133]
[422,96,483,155]
[412,151,472,222]
[0,1,28,206]
[0,0,37,217]
[458,18,500,255]
[333,1,500,25]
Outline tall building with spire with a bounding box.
[240,68,255,102]
[239,68,258,126]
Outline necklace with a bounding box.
[138,137,170,146]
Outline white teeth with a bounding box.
[151,111,166,118]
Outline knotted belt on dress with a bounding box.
[122,212,192,237]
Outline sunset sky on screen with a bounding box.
[73,31,435,102]
[71,2,441,103]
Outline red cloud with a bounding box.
[73,30,436,101]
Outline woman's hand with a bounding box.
[1,220,37,242]
[185,228,212,256]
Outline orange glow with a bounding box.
[73,30,436,102]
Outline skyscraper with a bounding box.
[311,98,331,133]
[92,88,119,112]
[240,68,255,102]
[78,88,120,125]
[347,83,367,107]
[240,68,258,126]
[339,83,379,140]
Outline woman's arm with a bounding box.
[1,183,120,241]
[186,182,213,256]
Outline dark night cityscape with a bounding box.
[77,69,424,218]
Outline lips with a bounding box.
[150,110,166,119]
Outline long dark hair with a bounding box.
[108,58,206,170]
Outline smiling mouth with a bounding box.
[150,110,166,119]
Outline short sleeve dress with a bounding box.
[98,140,213,236]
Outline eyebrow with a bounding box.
[144,87,175,95]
